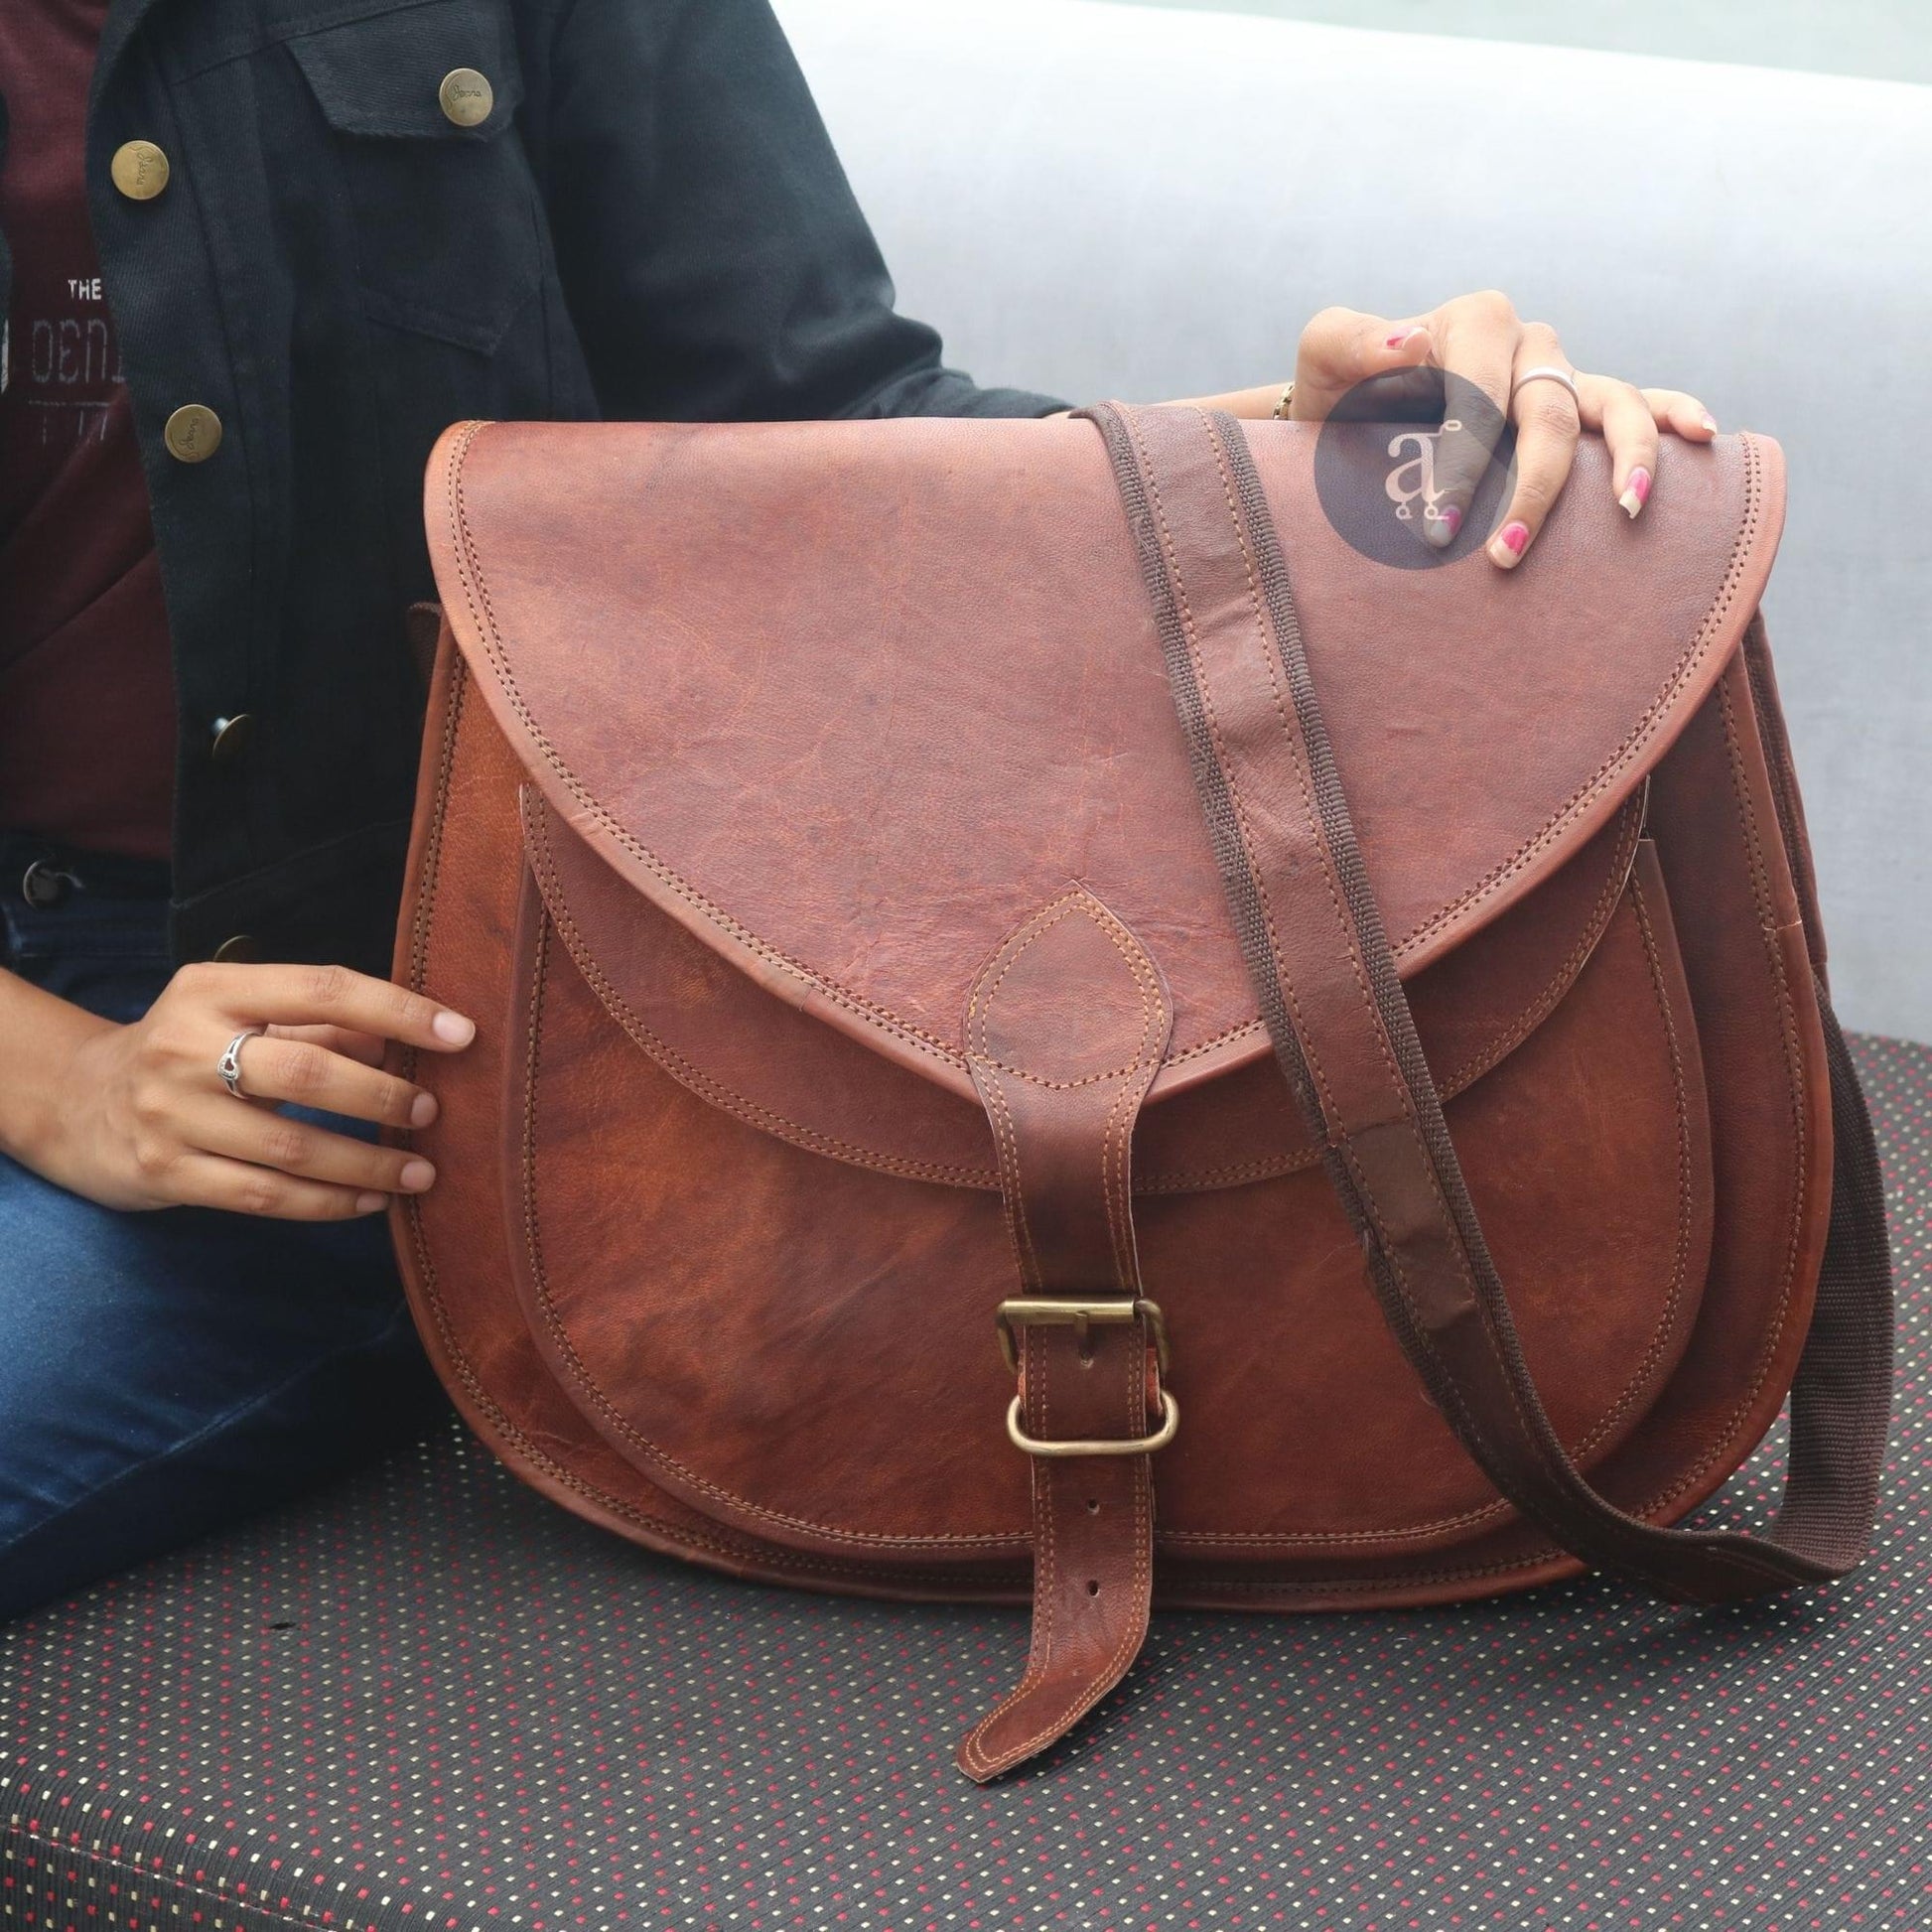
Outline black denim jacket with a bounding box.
[0,0,1059,974]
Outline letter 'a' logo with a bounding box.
[1386,419,1463,532]
[1311,370,1518,570]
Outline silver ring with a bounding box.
[1514,364,1580,403]
[218,1027,264,1099]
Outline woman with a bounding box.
[0,0,1717,1618]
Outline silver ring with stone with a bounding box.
[218,1028,265,1100]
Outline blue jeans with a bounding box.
[0,837,451,1621]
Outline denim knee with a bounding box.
[0,1151,446,1620]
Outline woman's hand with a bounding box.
[1,960,474,1218]
[1178,288,1719,568]
[1288,289,1720,567]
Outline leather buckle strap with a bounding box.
[955,889,1175,1783]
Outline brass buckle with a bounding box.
[995,1296,1176,1458]
[995,1296,1171,1375]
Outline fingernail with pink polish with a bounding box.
[1492,520,1529,564]
[1618,467,1651,518]
[1423,502,1461,549]
[1700,413,1719,435]
[1386,326,1424,349]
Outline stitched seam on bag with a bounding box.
[1206,414,1424,1136]
[1164,864,1698,1550]
[1140,805,1637,1194]
[394,678,1030,1588]
[1625,670,1809,1535]
[1590,861,1700,1452]
[1743,624,1826,965]
[966,909,1052,1293]
[486,765,1622,1204]
[963,890,1164,1295]
[1163,1015,1266,1064]
[515,910,1018,1552]
[390,647,472,1140]
[983,1070,1044,1289]
[1394,435,1767,954]
[1106,1065,1142,1287]
[405,651,467,1005]
[1435,795,1643,1095]
[526,796,995,1187]
[1159,787,1645,1089]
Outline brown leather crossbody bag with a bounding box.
[394,404,1892,1781]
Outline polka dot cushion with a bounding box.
[4,1035,1927,1932]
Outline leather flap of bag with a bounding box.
[424,412,1783,1112]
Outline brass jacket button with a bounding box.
[110,140,171,201]
[164,404,223,463]
[438,68,494,127]
[209,713,255,765]
[212,934,261,964]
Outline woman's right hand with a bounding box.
[24,962,476,1218]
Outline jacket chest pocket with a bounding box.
[287,0,542,352]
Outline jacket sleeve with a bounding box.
[535,0,1066,423]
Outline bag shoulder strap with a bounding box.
[1080,400,1892,1603]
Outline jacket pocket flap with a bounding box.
[288,0,524,141]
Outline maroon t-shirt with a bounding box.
[0,0,176,861]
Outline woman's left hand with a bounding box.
[1285,289,1720,568]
